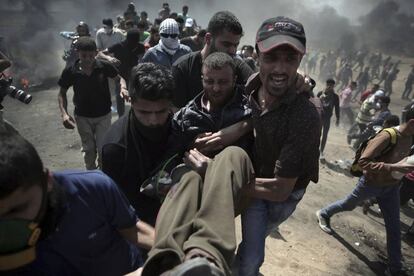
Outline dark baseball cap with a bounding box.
[256,16,306,54]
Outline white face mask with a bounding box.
[161,36,179,50]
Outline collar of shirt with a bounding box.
[249,84,298,116]
[73,59,104,74]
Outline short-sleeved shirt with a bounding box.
[247,73,321,191]
[58,59,118,117]
[107,42,145,81]
[172,51,254,108]
[7,170,142,276]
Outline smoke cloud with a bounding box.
[0,0,413,83]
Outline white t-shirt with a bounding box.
[96,28,125,50]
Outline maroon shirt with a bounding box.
[246,73,321,191]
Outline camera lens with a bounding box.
[7,86,32,104]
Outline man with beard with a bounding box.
[101,63,175,226]
[172,11,254,108]
[235,17,321,275]
[58,37,124,170]
[140,52,253,198]
[0,130,154,275]
[98,29,146,117]
[141,18,191,68]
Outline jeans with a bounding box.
[236,188,306,276]
[320,176,401,273]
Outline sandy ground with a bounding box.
[2,59,414,276]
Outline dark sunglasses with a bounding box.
[160,33,178,38]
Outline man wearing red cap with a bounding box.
[235,17,321,276]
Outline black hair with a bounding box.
[102,18,113,27]
[326,78,335,85]
[242,45,254,53]
[197,29,207,38]
[140,11,148,17]
[0,131,44,199]
[125,20,135,27]
[183,5,189,10]
[129,63,174,102]
[379,95,391,105]
[137,21,147,29]
[402,102,414,123]
[150,26,159,34]
[383,115,400,128]
[207,11,243,37]
[202,52,236,74]
[76,37,97,51]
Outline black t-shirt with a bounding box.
[58,59,118,117]
[172,51,254,108]
[107,42,145,81]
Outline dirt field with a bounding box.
[2,58,414,275]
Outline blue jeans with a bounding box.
[320,176,401,273]
[236,188,306,276]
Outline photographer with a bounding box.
[0,50,11,73]
[0,52,14,133]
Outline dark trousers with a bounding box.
[402,83,413,99]
[142,147,254,276]
[320,115,331,153]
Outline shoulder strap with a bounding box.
[379,128,398,156]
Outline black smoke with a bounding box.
[1,0,414,84]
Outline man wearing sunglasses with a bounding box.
[141,18,191,68]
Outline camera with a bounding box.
[0,76,32,105]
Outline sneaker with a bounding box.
[161,257,225,276]
[319,152,325,161]
[316,210,333,234]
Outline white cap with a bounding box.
[374,90,385,97]
[185,18,194,28]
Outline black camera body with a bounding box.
[0,76,32,107]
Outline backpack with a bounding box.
[350,128,398,177]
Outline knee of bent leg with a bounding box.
[219,146,250,164]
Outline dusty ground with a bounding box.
[2,58,414,276]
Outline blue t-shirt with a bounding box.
[6,170,142,276]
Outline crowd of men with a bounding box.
[1,2,414,276]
